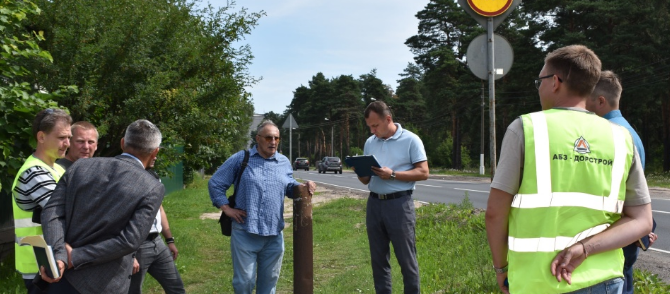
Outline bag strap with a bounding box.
[229,150,250,205]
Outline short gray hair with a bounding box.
[256,120,278,134]
[591,70,622,108]
[123,119,162,155]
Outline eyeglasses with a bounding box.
[260,136,281,143]
[38,108,55,131]
[534,74,563,89]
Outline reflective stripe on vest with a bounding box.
[509,223,608,252]
[507,110,632,294]
[11,155,65,275]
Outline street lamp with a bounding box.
[324,118,334,157]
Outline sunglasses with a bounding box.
[38,108,55,131]
[260,135,281,143]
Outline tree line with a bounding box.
[275,0,670,173]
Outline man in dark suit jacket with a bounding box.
[40,119,165,294]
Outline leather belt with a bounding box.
[370,190,412,200]
[146,232,159,241]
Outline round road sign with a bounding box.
[467,0,514,17]
[466,33,514,80]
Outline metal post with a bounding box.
[289,118,293,163]
[330,125,334,157]
[487,17,497,178]
[293,184,313,294]
[480,83,485,175]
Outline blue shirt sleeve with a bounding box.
[409,133,428,164]
[208,150,244,208]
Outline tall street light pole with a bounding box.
[324,118,334,157]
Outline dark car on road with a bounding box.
[318,156,342,174]
[293,157,310,171]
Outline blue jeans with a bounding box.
[567,278,624,294]
[230,222,284,294]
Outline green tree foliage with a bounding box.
[0,0,75,195]
[27,0,261,171]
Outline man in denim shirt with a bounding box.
[208,120,316,294]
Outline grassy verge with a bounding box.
[646,171,670,189]
[427,168,491,178]
[2,175,669,293]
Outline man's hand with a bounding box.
[65,243,74,269]
[550,242,587,284]
[649,232,658,247]
[301,180,316,196]
[221,204,246,224]
[132,258,140,274]
[495,272,510,294]
[168,243,179,260]
[40,261,65,283]
[371,166,393,180]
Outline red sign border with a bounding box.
[467,0,514,17]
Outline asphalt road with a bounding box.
[293,170,670,254]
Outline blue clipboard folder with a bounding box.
[345,155,381,177]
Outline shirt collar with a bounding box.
[121,153,143,166]
[603,110,622,120]
[375,123,403,141]
[251,145,277,160]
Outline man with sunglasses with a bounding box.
[486,45,652,294]
[12,108,72,294]
[208,120,316,294]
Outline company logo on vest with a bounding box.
[574,136,591,154]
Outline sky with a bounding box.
[209,0,430,114]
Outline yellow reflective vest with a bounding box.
[11,155,65,277]
[508,109,633,293]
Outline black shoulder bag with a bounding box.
[219,150,249,236]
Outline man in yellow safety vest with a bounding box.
[485,45,653,294]
[12,108,72,293]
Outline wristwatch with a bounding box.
[493,264,508,274]
[390,171,396,180]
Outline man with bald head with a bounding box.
[56,121,98,169]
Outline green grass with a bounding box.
[646,171,670,189]
[428,167,491,178]
[2,175,670,293]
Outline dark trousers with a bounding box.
[366,194,420,294]
[24,277,48,294]
[128,236,185,294]
[622,243,639,294]
[46,277,81,294]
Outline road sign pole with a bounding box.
[487,17,497,179]
[480,83,485,175]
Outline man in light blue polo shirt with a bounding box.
[357,101,429,294]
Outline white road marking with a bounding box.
[454,188,488,194]
[649,248,670,254]
[417,184,442,187]
[652,210,670,214]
